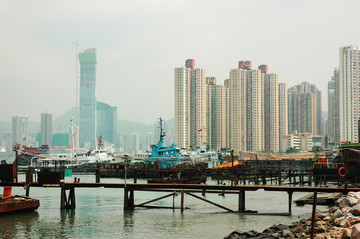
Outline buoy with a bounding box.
[3,186,12,198]
[338,167,346,177]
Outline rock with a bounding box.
[242,230,259,237]
[351,223,360,238]
[282,229,294,238]
[345,192,360,207]
[292,225,303,233]
[272,232,281,238]
[340,215,355,227]
[342,228,351,238]
[305,220,312,226]
[224,230,242,239]
[343,207,353,213]
[330,206,340,213]
[338,197,350,208]
[276,224,289,231]
[262,228,274,236]
[333,209,345,220]
[351,204,360,216]
[335,216,346,226]
[318,212,329,219]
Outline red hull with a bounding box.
[0,197,39,215]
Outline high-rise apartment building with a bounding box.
[224,79,230,149]
[174,59,207,150]
[206,77,227,151]
[174,67,190,149]
[288,82,320,136]
[338,45,360,143]
[79,48,97,147]
[41,112,52,147]
[12,115,29,146]
[264,73,279,152]
[229,68,247,151]
[279,83,288,150]
[246,69,264,152]
[328,69,337,145]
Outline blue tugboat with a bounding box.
[146,118,190,169]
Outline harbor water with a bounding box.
[1,153,319,238]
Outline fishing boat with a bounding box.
[145,118,191,169]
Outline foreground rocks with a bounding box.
[224,191,360,239]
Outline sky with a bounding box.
[1,0,359,125]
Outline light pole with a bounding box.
[124,154,128,187]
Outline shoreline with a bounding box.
[224,191,360,239]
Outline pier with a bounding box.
[1,179,359,215]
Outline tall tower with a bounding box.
[338,45,360,143]
[279,83,288,150]
[264,73,279,152]
[288,82,320,136]
[174,66,190,149]
[41,112,52,148]
[246,69,264,152]
[12,115,29,146]
[79,48,97,147]
[174,59,207,150]
[229,69,247,151]
[206,77,227,151]
[327,69,337,145]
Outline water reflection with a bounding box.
[60,210,76,227]
[0,211,39,238]
[123,210,134,234]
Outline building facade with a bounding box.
[264,73,279,152]
[174,59,207,150]
[279,83,288,151]
[338,45,360,143]
[229,68,247,151]
[41,112,52,147]
[246,69,264,152]
[12,115,29,146]
[79,48,97,147]
[206,77,227,151]
[288,83,320,136]
[327,69,337,146]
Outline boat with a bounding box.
[147,162,207,184]
[0,187,39,215]
[14,145,50,166]
[190,143,221,168]
[16,136,114,169]
[145,118,191,169]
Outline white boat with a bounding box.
[189,143,221,168]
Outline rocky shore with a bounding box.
[224,191,360,239]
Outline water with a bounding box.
[0,153,320,238]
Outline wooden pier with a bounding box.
[1,180,359,214]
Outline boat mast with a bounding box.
[159,117,166,144]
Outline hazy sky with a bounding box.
[1,0,359,125]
